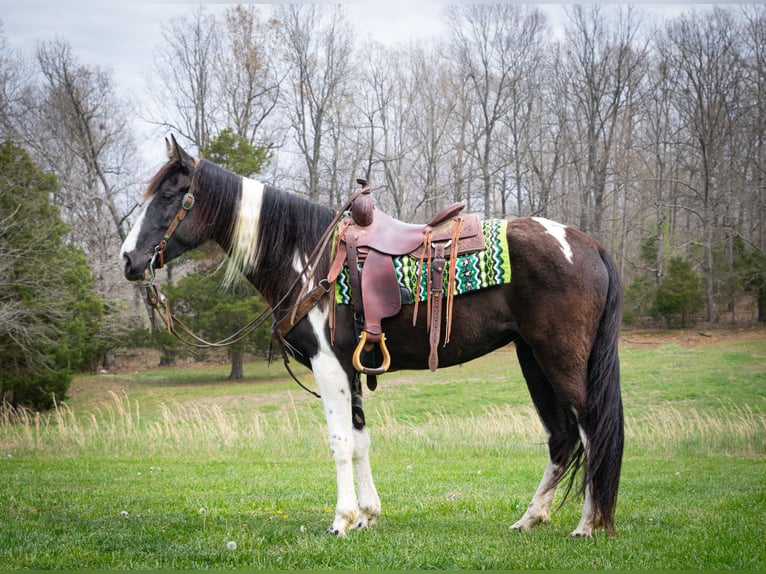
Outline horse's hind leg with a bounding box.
[511,340,580,532]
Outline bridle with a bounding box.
[150,157,200,274]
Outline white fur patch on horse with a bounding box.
[532,217,573,264]
[120,194,154,259]
[306,306,362,535]
[224,177,265,288]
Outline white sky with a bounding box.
[0,1,717,91]
[0,1,719,167]
[0,2,448,97]
[0,1,452,165]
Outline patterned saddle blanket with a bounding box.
[335,218,511,305]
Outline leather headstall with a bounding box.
[153,157,201,270]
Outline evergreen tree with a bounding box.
[165,269,271,379]
[734,236,766,323]
[0,141,103,408]
[653,257,705,328]
[201,128,271,178]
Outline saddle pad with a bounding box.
[335,219,511,305]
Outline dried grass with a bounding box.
[2,392,763,458]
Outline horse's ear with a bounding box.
[166,134,195,170]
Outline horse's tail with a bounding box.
[583,246,624,535]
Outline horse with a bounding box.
[120,137,624,538]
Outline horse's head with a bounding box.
[121,136,204,281]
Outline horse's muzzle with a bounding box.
[122,252,149,282]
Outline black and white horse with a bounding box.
[121,138,624,537]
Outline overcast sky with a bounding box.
[0,1,457,164]
[0,2,449,97]
[0,1,719,166]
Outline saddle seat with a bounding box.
[328,183,486,378]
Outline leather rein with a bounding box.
[140,163,368,397]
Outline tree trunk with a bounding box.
[228,350,244,380]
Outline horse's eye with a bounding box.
[159,189,176,202]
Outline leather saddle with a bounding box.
[328,181,485,378]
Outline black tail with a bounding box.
[583,247,624,535]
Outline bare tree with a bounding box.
[149,6,220,150]
[407,45,458,220]
[360,42,416,219]
[0,22,29,140]
[741,6,766,254]
[562,5,646,240]
[22,39,139,304]
[523,43,566,219]
[660,8,745,323]
[446,4,545,218]
[218,5,282,147]
[275,4,354,202]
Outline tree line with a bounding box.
[1,5,764,407]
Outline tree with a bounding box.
[0,21,27,140]
[659,9,745,323]
[446,4,546,218]
[653,257,705,328]
[562,5,646,239]
[275,4,353,202]
[148,6,281,164]
[18,39,142,360]
[0,141,102,408]
[180,126,273,378]
[218,5,282,147]
[149,6,220,150]
[734,236,766,322]
[165,270,271,380]
[201,127,270,178]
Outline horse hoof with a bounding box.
[325,527,344,537]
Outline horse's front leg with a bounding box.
[351,383,381,528]
[312,351,358,535]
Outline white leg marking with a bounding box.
[531,217,573,264]
[571,484,598,538]
[570,418,598,537]
[353,425,381,529]
[511,458,560,532]
[120,195,154,259]
[223,177,265,288]
[307,307,359,536]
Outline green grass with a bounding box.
[1,332,765,569]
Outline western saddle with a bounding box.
[326,180,485,378]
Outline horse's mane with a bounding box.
[253,186,335,299]
[193,159,240,247]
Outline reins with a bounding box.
[140,169,370,398]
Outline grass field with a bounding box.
[1,330,764,569]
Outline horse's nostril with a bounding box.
[122,253,143,281]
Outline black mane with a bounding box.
[193,160,241,247]
[252,186,335,300]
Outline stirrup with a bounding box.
[352,331,391,375]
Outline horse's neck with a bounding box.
[243,186,334,311]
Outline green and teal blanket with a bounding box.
[334,218,511,305]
